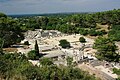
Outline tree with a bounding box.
[0,13,23,47]
[94,37,118,62]
[34,40,39,56]
[66,56,73,66]
[21,66,41,80]
[89,29,98,36]
[27,50,39,60]
[27,40,40,60]
[59,39,71,48]
[79,37,86,43]
[0,13,7,18]
[40,58,53,66]
[24,41,29,45]
[108,25,120,41]
[117,77,120,80]
[0,52,97,80]
[79,29,88,36]
[113,68,120,75]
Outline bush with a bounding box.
[79,37,86,43]
[108,25,120,41]
[21,66,41,80]
[40,58,53,66]
[113,68,120,75]
[66,56,73,66]
[24,41,29,45]
[94,37,118,62]
[89,29,98,36]
[0,52,97,80]
[79,29,88,36]
[59,39,71,48]
[117,77,120,80]
[27,50,39,60]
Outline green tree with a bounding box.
[0,13,23,47]
[79,37,86,43]
[79,29,88,36]
[89,29,98,36]
[66,56,73,66]
[117,77,120,80]
[0,13,7,18]
[40,58,53,66]
[0,52,97,80]
[21,66,41,80]
[94,37,118,62]
[34,40,39,56]
[108,25,120,41]
[27,50,39,60]
[24,41,29,45]
[113,68,120,75]
[59,39,71,48]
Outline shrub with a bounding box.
[27,50,39,60]
[24,41,29,45]
[79,29,88,36]
[40,58,53,66]
[79,37,86,43]
[113,68,120,75]
[59,39,71,48]
[89,29,98,36]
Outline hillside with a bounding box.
[0,9,120,80]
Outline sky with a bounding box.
[0,0,120,15]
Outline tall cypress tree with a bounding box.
[35,40,39,56]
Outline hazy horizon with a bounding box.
[0,0,120,15]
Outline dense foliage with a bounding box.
[0,53,97,80]
[66,56,73,66]
[108,25,120,41]
[40,58,53,66]
[79,37,86,43]
[93,37,119,62]
[59,39,71,48]
[113,68,120,75]
[24,41,29,45]
[113,68,120,80]
[0,13,23,48]
[15,9,120,37]
[27,50,39,60]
